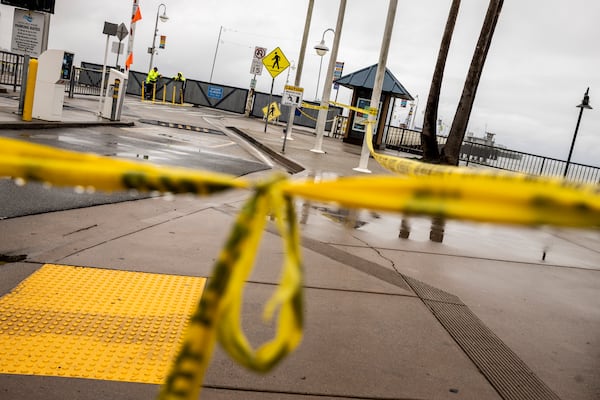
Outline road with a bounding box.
[0,98,271,219]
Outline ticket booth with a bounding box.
[334,64,413,148]
[32,50,74,121]
[101,69,128,121]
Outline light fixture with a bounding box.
[564,87,592,178]
[314,40,329,56]
[313,28,334,101]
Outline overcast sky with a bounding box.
[1,0,598,165]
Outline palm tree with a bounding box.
[416,0,503,242]
[442,0,504,165]
[420,0,461,163]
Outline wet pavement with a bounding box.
[0,92,599,400]
[0,96,270,218]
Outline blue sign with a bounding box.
[207,85,223,100]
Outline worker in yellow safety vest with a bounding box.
[172,72,186,103]
[145,67,161,99]
[173,72,185,83]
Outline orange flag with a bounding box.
[132,7,142,23]
[125,53,133,70]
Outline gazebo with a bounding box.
[334,64,413,147]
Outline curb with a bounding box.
[138,119,224,135]
[226,126,305,175]
[0,120,135,130]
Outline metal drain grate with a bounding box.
[403,276,561,400]
[402,275,462,305]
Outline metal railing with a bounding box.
[0,50,24,92]
[384,125,599,184]
[1,52,106,97]
[67,66,107,97]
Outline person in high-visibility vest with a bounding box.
[173,72,185,83]
[172,72,186,103]
[145,67,161,100]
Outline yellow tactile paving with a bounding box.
[0,264,206,384]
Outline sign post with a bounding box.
[114,22,128,68]
[99,22,118,115]
[261,46,289,133]
[281,85,304,152]
[246,46,266,116]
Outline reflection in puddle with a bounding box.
[298,171,371,229]
[313,206,367,229]
[296,170,445,241]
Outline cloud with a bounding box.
[1,0,598,165]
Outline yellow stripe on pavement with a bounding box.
[0,264,206,384]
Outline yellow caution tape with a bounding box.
[296,107,336,123]
[158,175,303,400]
[1,118,599,400]
[300,102,328,110]
[296,107,319,121]
[0,137,249,194]
[284,173,600,227]
[302,100,375,116]
[328,100,375,116]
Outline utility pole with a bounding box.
[354,0,398,172]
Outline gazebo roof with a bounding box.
[334,64,414,100]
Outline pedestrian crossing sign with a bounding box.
[262,102,281,121]
[262,47,290,78]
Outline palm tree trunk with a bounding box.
[442,0,504,165]
[421,0,461,163]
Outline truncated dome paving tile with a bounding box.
[0,264,206,384]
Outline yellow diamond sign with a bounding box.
[262,102,281,121]
[262,47,290,79]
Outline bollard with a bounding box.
[398,217,411,239]
[18,55,30,114]
[429,216,445,243]
[162,84,167,104]
[22,59,38,122]
[111,78,120,121]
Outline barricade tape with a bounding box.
[296,107,319,121]
[298,101,347,123]
[158,175,303,400]
[296,106,336,123]
[300,102,328,110]
[328,100,377,116]
[1,120,599,400]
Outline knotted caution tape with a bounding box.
[158,175,303,400]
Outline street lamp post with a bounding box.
[564,87,592,178]
[354,0,398,172]
[311,0,347,154]
[314,28,334,101]
[282,0,314,146]
[148,3,169,71]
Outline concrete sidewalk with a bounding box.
[0,93,599,400]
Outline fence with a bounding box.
[384,125,600,184]
[0,50,24,92]
[121,70,250,114]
